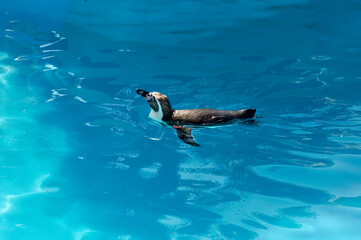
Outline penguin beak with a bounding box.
[136,89,149,97]
[136,89,155,102]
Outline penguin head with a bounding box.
[136,89,174,120]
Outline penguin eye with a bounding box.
[146,94,155,102]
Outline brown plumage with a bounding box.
[172,109,256,125]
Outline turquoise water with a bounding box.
[1,0,361,239]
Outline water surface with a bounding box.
[1,0,361,239]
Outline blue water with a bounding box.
[1,0,361,239]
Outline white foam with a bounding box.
[43,64,58,71]
[40,37,66,48]
[138,162,162,179]
[74,229,96,240]
[46,88,67,102]
[74,96,87,103]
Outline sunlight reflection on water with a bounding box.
[1,0,361,239]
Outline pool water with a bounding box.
[1,0,361,239]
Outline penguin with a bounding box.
[136,89,256,146]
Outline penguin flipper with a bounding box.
[173,126,200,147]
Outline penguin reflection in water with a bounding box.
[136,89,257,146]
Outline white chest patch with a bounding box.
[149,98,164,121]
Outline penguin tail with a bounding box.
[237,109,256,119]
